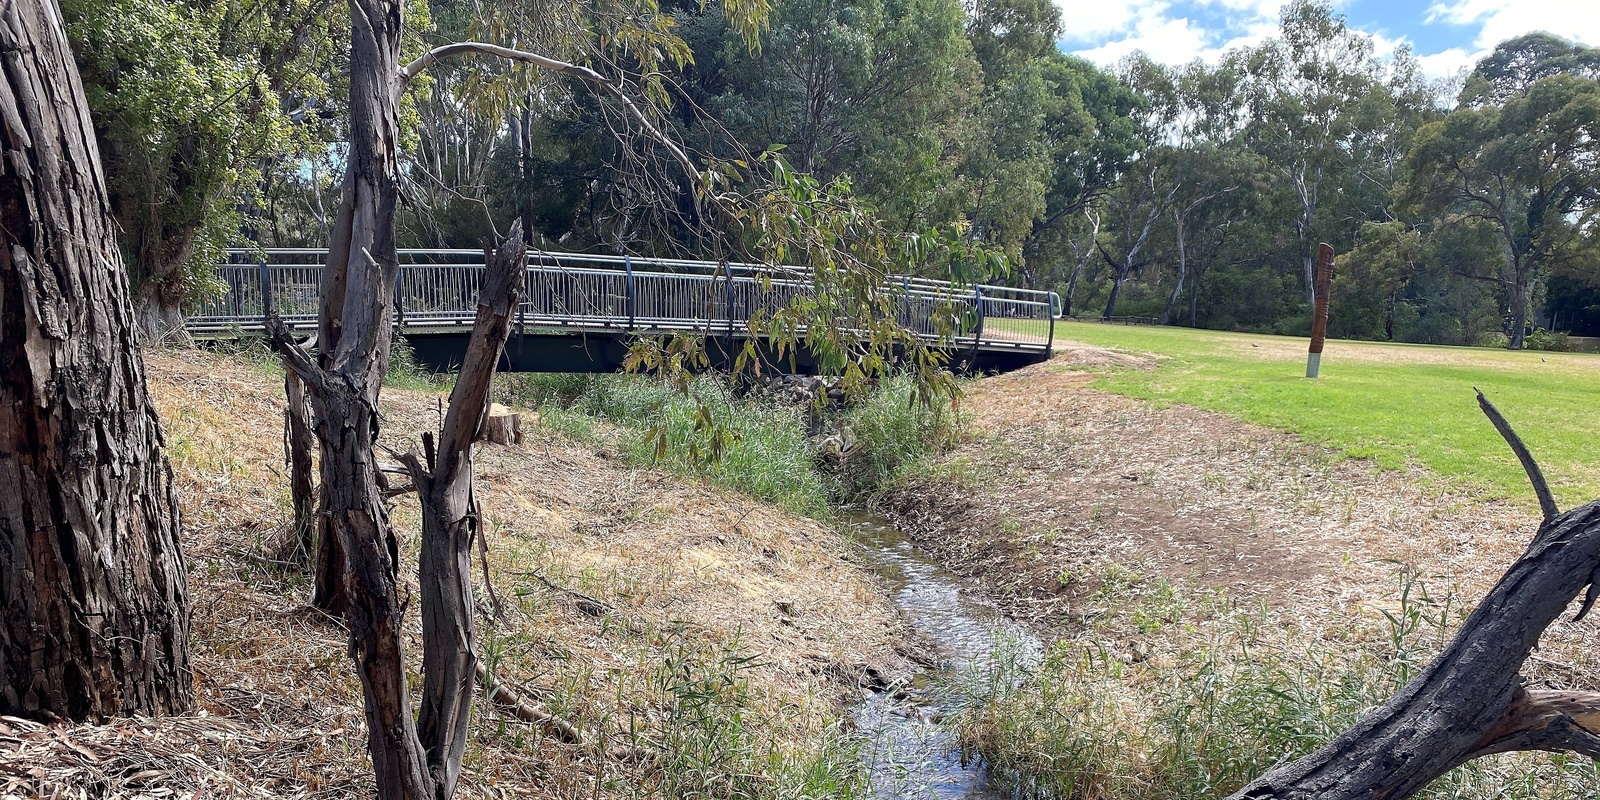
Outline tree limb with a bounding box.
[400,42,705,199]
[1475,388,1559,522]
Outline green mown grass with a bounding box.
[1048,321,1600,508]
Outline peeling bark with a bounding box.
[401,222,525,798]
[0,0,191,721]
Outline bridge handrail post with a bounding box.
[900,276,911,330]
[969,285,986,361]
[722,260,735,351]
[258,259,272,325]
[625,255,635,329]
[1047,292,1059,357]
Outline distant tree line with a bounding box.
[61,0,1600,347]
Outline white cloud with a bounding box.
[1057,0,1168,44]
[1072,14,1213,63]
[1414,46,1478,79]
[1426,0,1600,49]
[1060,0,1279,66]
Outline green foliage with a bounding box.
[501,371,962,512]
[384,339,450,390]
[63,0,339,314]
[505,373,834,514]
[1522,329,1574,352]
[835,375,965,497]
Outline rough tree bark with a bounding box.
[401,223,526,798]
[284,368,317,563]
[271,224,525,800]
[1228,394,1600,800]
[0,0,191,720]
[271,0,421,792]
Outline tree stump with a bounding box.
[479,403,523,445]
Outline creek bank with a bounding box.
[0,348,919,799]
[876,351,1541,635]
[867,346,1600,800]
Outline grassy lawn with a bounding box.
[1048,320,1600,509]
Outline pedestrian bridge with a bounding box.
[190,249,1059,374]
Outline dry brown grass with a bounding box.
[881,352,1600,677]
[0,348,908,799]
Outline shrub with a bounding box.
[1523,329,1574,352]
[1474,331,1511,349]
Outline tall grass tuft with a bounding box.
[500,372,963,514]
[960,571,1600,800]
[638,628,870,800]
[835,374,964,499]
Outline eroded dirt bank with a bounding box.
[0,350,913,798]
[880,343,1587,643]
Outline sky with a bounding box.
[1057,0,1600,80]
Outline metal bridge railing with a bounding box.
[188,249,1059,354]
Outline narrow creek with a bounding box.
[845,515,1043,799]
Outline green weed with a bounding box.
[499,372,962,515]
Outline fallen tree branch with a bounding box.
[516,571,614,618]
[1224,391,1600,800]
[473,662,584,744]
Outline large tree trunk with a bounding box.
[1101,261,1133,321]
[1161,214,1187,326]
[1507,271,1529,350]
[0,0,191,721]
[132,281,192,346]
[283,0,425,793]
[1231,398,1600,799]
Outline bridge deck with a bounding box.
[191,249,1058,372]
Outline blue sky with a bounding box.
[1057,0,1600,80]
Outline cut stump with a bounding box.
[479,403,524,446]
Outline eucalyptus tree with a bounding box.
[704,0,981,238]
[1014,52,1143,289]
[1,0,190,721]
[1403,72,1600,348]
[61,0,341,339]
[1236,0,1420,308]
[1460,32,1600,106]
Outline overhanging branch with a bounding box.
[400,42,706,198]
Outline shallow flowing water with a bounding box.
[846,516,1042,800]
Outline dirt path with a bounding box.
[881,343,1557,636]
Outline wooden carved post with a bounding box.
[1305,242,1334,379]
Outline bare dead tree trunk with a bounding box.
[401,223,526,798]
[284,368,317,563]
[267,0,428,794]
[0,0,191,721]
[1229,395,1600,800]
